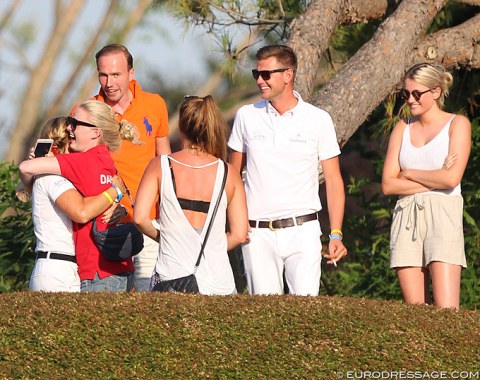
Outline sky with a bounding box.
[0,0,214,158]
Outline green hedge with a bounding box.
[1,293,479,379]
[0,162,35,292]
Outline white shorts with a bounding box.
[241,220,322,295]
[29,256,80,292]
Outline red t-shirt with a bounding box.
[57,145,135,280]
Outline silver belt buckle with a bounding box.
[268,220,280,231]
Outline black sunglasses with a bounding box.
[66,116,97,131]
[400,88,431,101]
[252,68,289,81]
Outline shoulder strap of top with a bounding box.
[447,115,457,131]
[194,161,228,270]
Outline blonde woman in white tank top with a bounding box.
[382,63,471,309]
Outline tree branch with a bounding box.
[0,0,20,32]
[313,0,448,147]
[73,0,153,115]
[414,13,480,69]
[289,0,388,101]
[5,0,86,163]
[289,0,344,101]
[456,0,480,5]
[45,0,119,119]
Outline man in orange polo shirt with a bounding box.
[92,43,170,291]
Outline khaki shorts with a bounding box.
[390,193,466,268]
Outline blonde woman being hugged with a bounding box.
[382,63,471,309]
[20,100,142,292]
[134,95,248,295]
[27,117,127,292]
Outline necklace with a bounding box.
[168,155,219,169]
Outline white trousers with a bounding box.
[241,221,322,295]
[29,257,80,292]
[132,219,159,292]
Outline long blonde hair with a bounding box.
[77,100,142,151]
[179,95,228,161]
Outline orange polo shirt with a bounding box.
[91,80,169,221]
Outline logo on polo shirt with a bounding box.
[252,131,266,141]
[290,133,307,144]
[143,117,153,137]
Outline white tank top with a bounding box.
[399,116,460,196]
[154,155,236,295]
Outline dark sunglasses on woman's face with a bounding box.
[400,88,431,101]
[252,68,289,81]
[66,116,97,131]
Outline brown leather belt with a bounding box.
[249,212,319,231]
[36,251,77,263]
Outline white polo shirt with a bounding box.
[228,91,340,220]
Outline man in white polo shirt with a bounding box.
[228,44,347,295]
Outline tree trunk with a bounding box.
[45,0,119,119]
[415,13,480,67]
[3,0,154,163]
[289,0,388,101]
[71,0,154,113]
[0,0,21,32]
[289,0,344,102]
[4,0,85,163]
[311,0,448,147]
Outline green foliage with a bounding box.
[340,176,400,300]
[257,0,307,20]
[321,172,402,302]
[330,22,379,61]
[158,0,309,77]
[1,293,479,378]
[0,162,35,292]
[10,22,36,47]
[428,2,479,33]
[458,118,480,308]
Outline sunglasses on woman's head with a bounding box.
[66,116,97,131]
[400,88,431,101]
[252,68,289,81]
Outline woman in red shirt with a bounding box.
[20,100,141,292]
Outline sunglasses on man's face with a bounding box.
[400,88,431,101]
[252,68,289,81]
[66,116,97,132]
